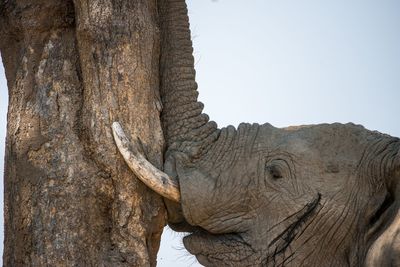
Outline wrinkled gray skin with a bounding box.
[167,123,400,266]
[157,0,400,266]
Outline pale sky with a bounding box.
[1,1,400,266]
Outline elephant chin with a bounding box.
[183,231,258,267]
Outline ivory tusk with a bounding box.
[112,122,181,202]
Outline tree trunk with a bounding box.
[0,0,166,266]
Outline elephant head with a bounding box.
[113,0,400,266]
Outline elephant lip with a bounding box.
[195,254,213,266]
[168,220,202,233]
[183,229,255,264]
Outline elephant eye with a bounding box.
[265,159,289,180]
[265,158,291,180]
[266,165,283,179]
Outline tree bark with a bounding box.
[0,1,166,266]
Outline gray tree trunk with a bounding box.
[0,0,166,266]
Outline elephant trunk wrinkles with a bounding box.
[110,0,222,204]
[158,0,219,158]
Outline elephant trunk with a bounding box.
[158,0,219,158]
[111,0,221,202]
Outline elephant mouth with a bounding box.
[264,193,322,263]
[183,230,258,266]
[182,193,322,266]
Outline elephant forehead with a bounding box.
[254,123,374,162]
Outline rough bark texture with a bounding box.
[0,0,166,266]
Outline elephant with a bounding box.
[112,0,400,266]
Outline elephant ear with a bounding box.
[365,175,400,266]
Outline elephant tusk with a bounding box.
[112,122,181,202]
